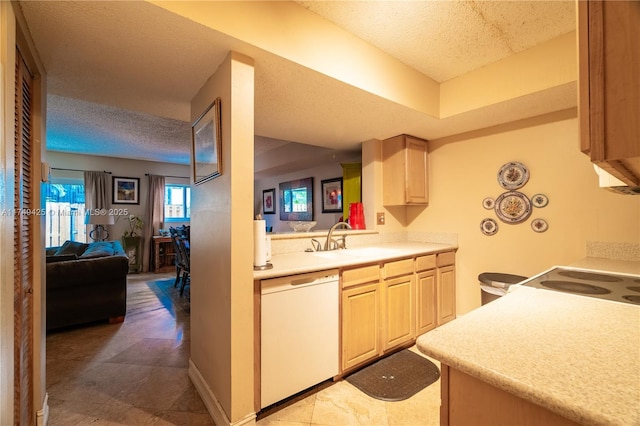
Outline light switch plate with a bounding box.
[376,212,385,225]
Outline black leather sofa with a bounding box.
[45,240,129,331]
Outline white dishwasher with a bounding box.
[260,269,339,409]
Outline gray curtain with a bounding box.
[84,171,111,238]
[143,174,165,272]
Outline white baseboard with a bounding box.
[188,359,256,426]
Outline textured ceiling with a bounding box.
[47,95,192,164]
[18,1,577,168]
[22,0,233,121]
[296,1,576,83]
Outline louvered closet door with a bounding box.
[14,48,34,426]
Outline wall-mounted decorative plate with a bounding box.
[497,161,529,190]
[531,193,549,208]
[531,218,549,233]
[494,191,532,224]
[482,197,495,209]
[480,218,498,236]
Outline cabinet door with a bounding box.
[405,136,429,204]
[437,264,456,325]
[416,269,437,335]
[578,0,640,186]
[382,134,429,206]
[382,274,415,351]
[342,283,380,371]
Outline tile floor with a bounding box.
[46,273,442,426]
[256,348,442,426]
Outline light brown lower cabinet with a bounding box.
[436,253,456,325]
[341,282,380,371]
[441,365,579,426]
[416,254,438,335]
[340,250,456,373]
[382,273,415,351]
[416,269,437,335]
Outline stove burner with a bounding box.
[622,295,640,305]
[557,270,623,282]
[540,280,611,295]
[627,286,640,294]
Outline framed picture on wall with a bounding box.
[112,176,140,205]
[321,177,342,213]
[263,188,275,214]
[279,177,313,221]
[192,97,222,185]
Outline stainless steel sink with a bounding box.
[342,247,401,258]
[311,251,346,260]
[310,246,402,260]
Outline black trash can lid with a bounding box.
[479,272,528,288]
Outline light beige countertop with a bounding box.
[417,260,640,426]
[253,241,457,280]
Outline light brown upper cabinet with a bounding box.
[578,0,640,186]
[382,134,429,206]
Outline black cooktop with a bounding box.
[519,267,640,305]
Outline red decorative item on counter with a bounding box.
[349,202,366,230]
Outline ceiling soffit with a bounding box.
[18,1,577,165]
[149,1,578,121]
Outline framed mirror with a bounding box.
[279,177,313,221]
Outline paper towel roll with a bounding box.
[254,220,267,267]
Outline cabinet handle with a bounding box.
[291,277,317,286]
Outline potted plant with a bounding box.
[123,214,143,237]
[122,215,143,273]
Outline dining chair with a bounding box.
[169,227,186,288]
[175,234,190,295]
